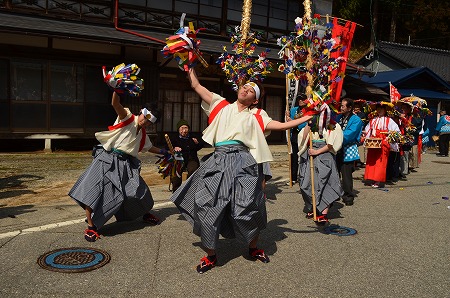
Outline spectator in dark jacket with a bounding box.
[169,119,204,192]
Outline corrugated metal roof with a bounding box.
[377,41,450,82]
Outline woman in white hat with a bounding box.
[362,102,400,188]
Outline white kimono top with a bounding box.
[297,123,344,156]
[201,93,273,163]
[95,108,153,157]
[364,116,400,152]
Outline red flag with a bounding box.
[389,82,401,103]
[330,18,357,104]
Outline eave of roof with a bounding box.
[0,11,284,59]
[358,67,450,90]
[376,41,450,81]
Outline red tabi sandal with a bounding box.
[143,213,160,225]
[250,248,270,263]
[84,228,100,242]
[196,256,217,274]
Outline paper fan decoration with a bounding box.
[162,13,208,71]
[216,26,273,91]
[156,153,184,179]
[102,63,144,97]
[277,15,346,110]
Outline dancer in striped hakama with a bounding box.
[69,92,168,242]
[171,68,312,273]
[297,116,344,223]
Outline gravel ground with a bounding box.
[0,146,291,208]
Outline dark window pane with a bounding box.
[50,62,84,102]
[0,102,10,131]
[175,1,198,14]
[0,60,7,100]
[12,103,46,129]
[85,104,116,129]
[269,18,286,30]
[50,104,83,128]
[11,59,47,101]
[121,0,147,6]
[227,10,242,22]
[271,0,287,9]
[199,5,221,18]
[148,0,173,10]
[85,65,109,103]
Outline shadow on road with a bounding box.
[0,174,41,199]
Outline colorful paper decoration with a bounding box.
[157,153,184,179]
[216,26,273,91]
[162,13,208,71]
[102,63,144,97]
[277,14,356,123]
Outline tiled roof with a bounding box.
[376,41,450,82]
[0,11,282,59]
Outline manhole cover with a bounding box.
[37,247,110,273]
[324,225,357,236]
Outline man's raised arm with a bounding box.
[188,68,213,105]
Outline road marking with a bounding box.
[0,201,174,239]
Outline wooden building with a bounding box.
[1,0,322,150]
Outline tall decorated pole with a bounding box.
[240,0,252,42]
[302,0,318,222]
[216,0,272,93]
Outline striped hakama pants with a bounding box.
[69,148,154,229]
[298,141,343,213]
[170,144,267,250]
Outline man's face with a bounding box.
[178,125,189,137]
[377,106,386,116]
[237,84,259,107]
[340,100,351,115]
[138,113,151,128]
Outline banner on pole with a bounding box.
[287,78,299,110]
[389,82,401,103]
[330,19,357,103]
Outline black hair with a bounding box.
[249,81,266,109]
[341,98,354,111]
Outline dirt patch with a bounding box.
[0,152,167,208]
[0,147,290,208]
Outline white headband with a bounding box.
[141,108,157,123]
[244,82,260,100]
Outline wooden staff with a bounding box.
[164,134,174,154]
[308,130,317,221]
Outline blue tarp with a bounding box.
[355,67,450,100]
[397,89,450,100]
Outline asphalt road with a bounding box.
[0,147,449,298]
